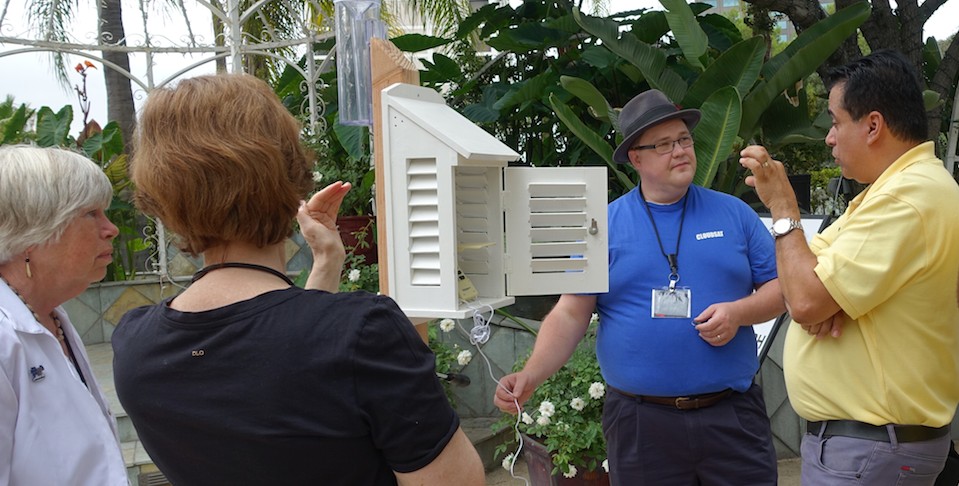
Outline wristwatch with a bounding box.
[770,218,803,238]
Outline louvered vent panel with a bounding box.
[528,182,589,274]
[408,158,440,286]
[455,167,492,277]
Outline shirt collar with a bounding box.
[0,279,48,335]
[869,141,937,193]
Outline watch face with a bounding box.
[773,219,791,234]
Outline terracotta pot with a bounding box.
[337,215,377,264]
[521,434,609,486]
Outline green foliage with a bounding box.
[0,97,145,281]
[0,96,34,144]
[553,1,869,193]
[278,51,375,217]
[428,320,471,407]
[495,318,606,477]
[407,0,869,202]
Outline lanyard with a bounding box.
[638,187,688,290]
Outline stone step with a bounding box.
[87,343,168,486]
[462,417,514,471]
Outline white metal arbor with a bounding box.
[0,0,335,279]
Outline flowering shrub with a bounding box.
[338,252,378,293]
[496,315,607,478]
[337,219,379,294]
[429,318,472,406]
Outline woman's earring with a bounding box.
[25,255,32,278]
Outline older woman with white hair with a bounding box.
[0,145,128,484]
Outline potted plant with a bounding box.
[495,316,608,485]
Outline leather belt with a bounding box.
[806,420,950,443]
[610,386,733,410]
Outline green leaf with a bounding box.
[455,4,497,40]
[35,105,73,147]
[1,104,33,144]
[740,2,870,141]
[683,36,764,109]
[420,53,462,84]
[700,13,743,50]
[573,8,686,102]
[661,0,708,71]
[462,103,500,123]
[628,10,669,44]
[760,84,826,149]
[923,89,943,111]
[485,23,569,51]
[332,122,367,161]
[82,121,125,162]
[548,93,634,191]
[579,45,622,70]
[559,75,613,121]
[390,33,452,52]
[492,71,555,111]
[693,86,742,188]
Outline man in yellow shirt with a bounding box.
[740,49,959,485]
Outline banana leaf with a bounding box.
[548,93,634,191]
[693,86,742,188]
[683,36,764,109]
[560,75,613,122]
[572,8,686,102]
[661,0,708,71]
[740,2,870,141]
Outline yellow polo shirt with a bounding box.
[784,142,959,427]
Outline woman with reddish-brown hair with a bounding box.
[112,73,483,486]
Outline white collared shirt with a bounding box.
[0,282,128,485]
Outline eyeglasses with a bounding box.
[630,136,694,155]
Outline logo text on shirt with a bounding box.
[695,230,724,240]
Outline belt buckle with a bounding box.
[674,396,691,409]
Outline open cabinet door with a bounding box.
[504,167,609,296]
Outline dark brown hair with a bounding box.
[131,74,313,255]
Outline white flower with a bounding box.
[602,459,609,472]
[456,349,473,366]
[536,414,551,426]
[590,312,599,324]
[588,382,606,400]
[570,397,586,411]
[563,464,578,478]
[501,453,514,470]
[439,318,455,333]
[312,171,323,183]
[521,412,534,425]
[538,400,555,417]
[348,268,361,282]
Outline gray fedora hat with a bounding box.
[612,89,701,164]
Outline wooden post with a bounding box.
[369,38,430,341]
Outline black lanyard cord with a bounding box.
[638,186,688,277]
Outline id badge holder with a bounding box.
[651,274,691,318]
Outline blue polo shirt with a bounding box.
[595,184,776,396]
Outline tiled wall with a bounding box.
[67,233,314,346]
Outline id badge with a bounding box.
[651,287,691,318]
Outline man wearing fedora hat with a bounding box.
[494,89,784,485]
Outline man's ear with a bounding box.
[865,111,884,144]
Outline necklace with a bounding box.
[0,272,65,342]
[191,262,295,286]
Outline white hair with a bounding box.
[0,145,113,263]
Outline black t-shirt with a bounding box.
[112,288,458,486]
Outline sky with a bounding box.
[1,0,958,137]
